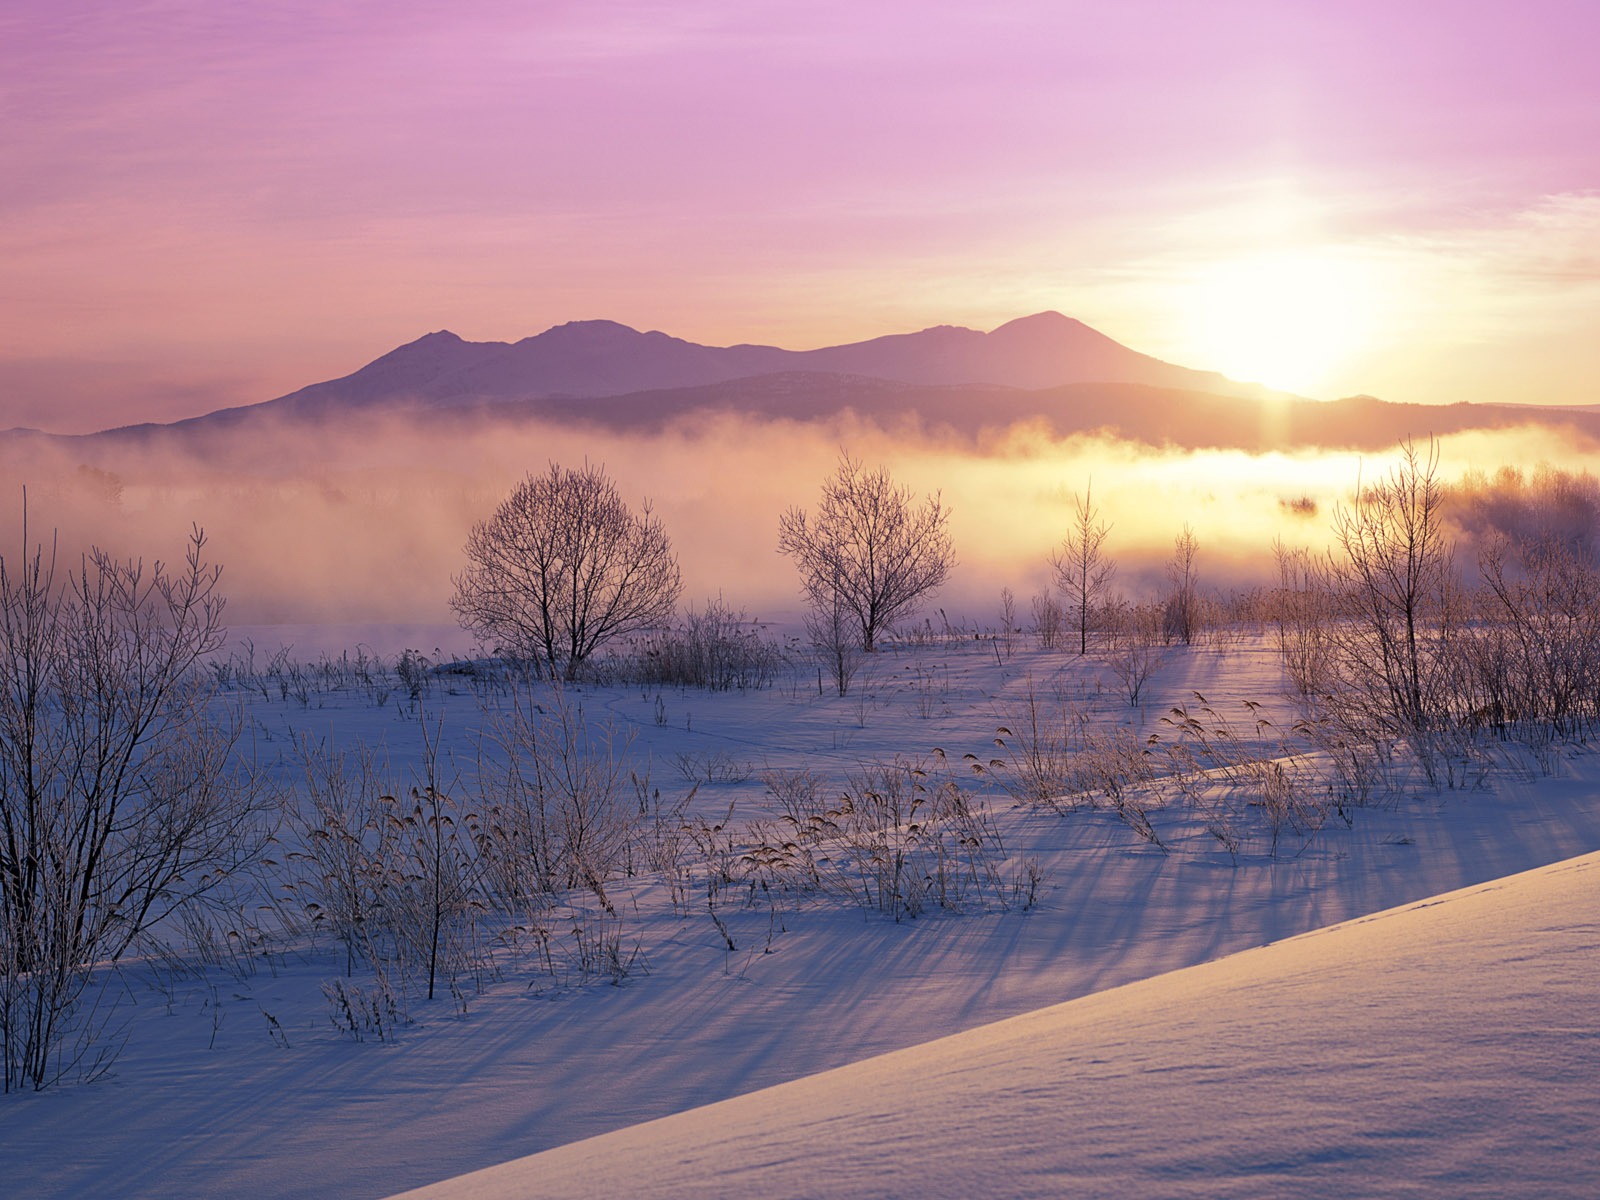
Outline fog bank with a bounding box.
[4,411,1597,638]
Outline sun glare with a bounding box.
[1185,250,1385,397]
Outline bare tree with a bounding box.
[0,526,266,1092]
[1474,533,1600,735]
[805,581,864,696]
[452,463,681,681]
[998,586,1018,659]
[778,454,954,652]
[1164,523,1201,645]
[1324,438,1459,748]
[1051,484,1116,655]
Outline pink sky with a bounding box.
[3,1,1599,432]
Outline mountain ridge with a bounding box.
[137,311,1270,431]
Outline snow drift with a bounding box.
[394,851,1600,1199]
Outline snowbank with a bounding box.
[394,851,1600,1199]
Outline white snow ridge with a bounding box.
[394,852,1600,1200]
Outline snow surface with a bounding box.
[4,634,1600,1199]
[392,850,1600,1200]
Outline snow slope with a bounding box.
[395,850,1600,1200]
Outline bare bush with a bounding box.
[1105,603,1165,707]
[818,758,1027,919]
[282,736,398,977]
[1329,439,1457,732]
[396,648,432,704]
[672,748,752,785]
[284,721,487,1006]
[992,682,1091,807]
[1270,539,1333,696]
[615,597,782,691]
[806,586,864,696]
[749,761,1039,921]
[1470,533,1600,738]
[1031,590,1065,650]
[285,686,651,1005]
[386,721,484,1002]
[472,683,636,911]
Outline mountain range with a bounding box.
[8,312,1600,454]
[183,310,1257,423]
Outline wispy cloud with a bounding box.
[3,2,1599,425]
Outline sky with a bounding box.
[3,0,1600,433]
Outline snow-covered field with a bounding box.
[5,629,1600,1199]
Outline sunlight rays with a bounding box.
[1181,247,1391,396]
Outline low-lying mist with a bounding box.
[5,409,1600,648]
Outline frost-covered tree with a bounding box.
[0,527,265,1091]
[1164,523,1201,645]
[1051,485,1116,655]
[779,454,954,653]
[452,464,681,681]
[1325,438,1458,743]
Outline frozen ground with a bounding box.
[4,631,1600,1198]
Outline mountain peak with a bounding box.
[524,319,651,344]
[554,318,640,334]
[991,310,1074,330]
[988,311,1104,341]
[383,329,466,352]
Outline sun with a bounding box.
[1184,248,1386,396]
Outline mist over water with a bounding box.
[4,410,1599,642]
